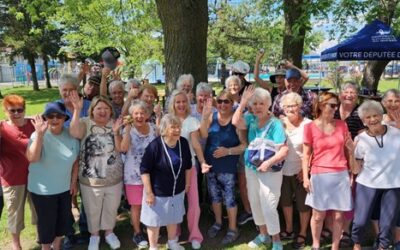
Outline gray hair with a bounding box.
[126,78,141,91]
[382,89,400,102]
[280,92,303,108]
[176,74,194,90]
[358,100,384,120]
[196,82,213,96]
[168,90,191,116]
[59,74,79,89]
[128,100,151,115]
[341,81,359,93]
[108,80,125,93]
[225,75,242,89]
[159,114,181,136]
[249,88,272,108]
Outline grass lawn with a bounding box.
[0,79,383,249]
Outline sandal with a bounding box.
[292,235,306,249]
[321,228,332,243]
[279,231,295,240]
[221,229,240,245]
[339,232,354,248]
[207,223,222,238]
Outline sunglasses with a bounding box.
[8,108,24,114]
[326,103,339,109]
[45,114,66,120]
[232,72,245,76]
[217,99,231,104]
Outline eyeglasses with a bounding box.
[217,99,231,104]
[326,103,339,109]
[283,104,298,109]
[8,108,24,114]
[45,114,66,120]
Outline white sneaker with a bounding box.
[191,240,201,249]
[105,233,121,249]
[88,236,100,250]
[167,240,185,250]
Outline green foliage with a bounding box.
[57,0,163,77]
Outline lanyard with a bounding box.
[161,137,182,197]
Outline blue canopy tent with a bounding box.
[321,19,400,61]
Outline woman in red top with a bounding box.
[0,95,37,250]
[302,92,353,250]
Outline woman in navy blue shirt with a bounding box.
[140,114,192,250]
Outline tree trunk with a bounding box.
[155,0,208,89]
[361,60,390,93]
[27,54,39,91]
[43,55,52,89]
[282,0,307,68]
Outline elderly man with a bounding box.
[272,68,315,119]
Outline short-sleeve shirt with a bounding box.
[123,124,157,185]
[272,89,315,118]
[28,129,79,195]
[303,120,348,174]
[334,105,365,139]
[0,120,35,186]
[140,136,192,197]
[181,116,200,166]
[354,126,400,189]
[205,112,240,173]
[282,118,311,176]
[78,118,123,187]
[244,114,286,170]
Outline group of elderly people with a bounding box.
[1,59,400,250]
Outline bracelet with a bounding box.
[228,148,232,155]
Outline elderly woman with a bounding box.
[114,100,157,249]
[168,90,208,249]
[232,86,288,250]
[351,100,400,250]
[381,89,400,128]
[69,92,123,250]
[0,95,37,250]
[200,89,246,245]
[108,80,125,118]
[278,92,311,249]
[334,81,365,247]
[302,92,353,250]
[140,114,192,250]
[57,74,91,127]
[225,75,242,105]
[190,82,214,203]
[26,102,79,250]
[176,73,195,103]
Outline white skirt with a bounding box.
[305,170,353,211]
[140,191,185,227]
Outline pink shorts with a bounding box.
[125,184,144,205]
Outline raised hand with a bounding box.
[240,85,256,106]
[154,103,162,117]
[256,49,265,62]
[112,117,124,134]
[112,68,122,80]
[102,66,112,78]
[202,98,213,120]
[69,91,83,111]
[31,115,48,136]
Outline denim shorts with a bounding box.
[207,172,236,208]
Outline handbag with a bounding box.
[247,120,284,172]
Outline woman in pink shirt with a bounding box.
[302,92,353,250]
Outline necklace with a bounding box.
[367,126,386,148]
[161,137,182,197]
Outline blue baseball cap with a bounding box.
[43,102,69,120]
[285,68,301,80]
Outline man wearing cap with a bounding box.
[231,60,252,96]
[272,68,315,119]
[254,51,309,102]
[82,76,101,101]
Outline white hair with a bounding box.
[225,75,242,89]
[196,82,213,96]
[280,92,303,108]
[358,100,384,119]
[159,114,181,136]
[59,74,79,89]
[248,87,272,108]
[176,74,194,90]
[108,80,125,93]
[128,100,151,115]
